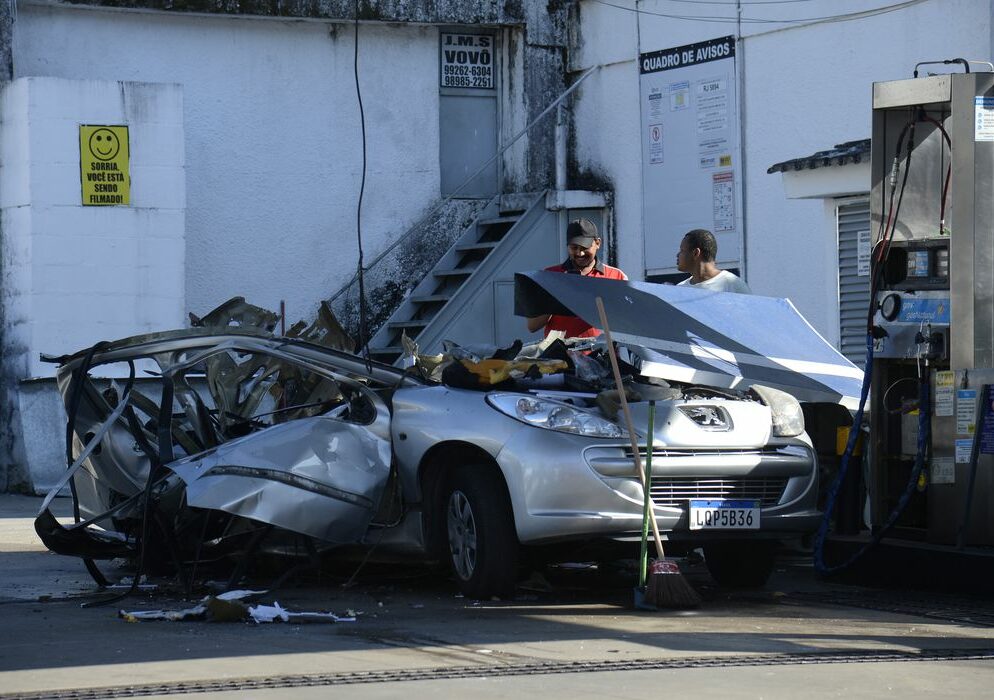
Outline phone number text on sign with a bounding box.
[441,33,494,89]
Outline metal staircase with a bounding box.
[367,193,551,364]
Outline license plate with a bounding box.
[688,499,760,530]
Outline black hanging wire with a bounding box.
[353,0,371,372]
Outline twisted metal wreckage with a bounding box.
[34,275,863,598]
[35,298,401,585]
[33,296,571,591]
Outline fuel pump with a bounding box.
[819,66,994,576]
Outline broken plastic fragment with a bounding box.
[247,602,355,624]
[117,604,207,622]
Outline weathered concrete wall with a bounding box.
[3,1,575,490]
[0,77,186,376]
[569,0,992,347]
[13,1,570,327]
[1,79,40,493]
[59,0,527,24]
[0,0,11,84]
[0,77,185,493]
[0,0,16,491]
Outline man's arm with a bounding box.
[527,314,551,333]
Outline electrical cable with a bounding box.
[873,114,916,276]
[588,0,930,25]
[881,376,919,414]
[648,1,820,4]
[353,0,371,370]
[916,112,952,235]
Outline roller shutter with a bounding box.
[837,200,872,367]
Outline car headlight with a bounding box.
[486,393,628,438]
[750,384,804,437]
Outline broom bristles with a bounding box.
[644,559,702,609]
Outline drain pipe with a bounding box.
[555,103,568,191]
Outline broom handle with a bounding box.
[595,297,666,560]
[639,401,656,588]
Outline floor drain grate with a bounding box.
[4,648,994,700]
[785,590,994,627]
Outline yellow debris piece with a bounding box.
[459,359,568,386]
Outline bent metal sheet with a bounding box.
[514,270,863,407]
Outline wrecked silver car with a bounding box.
[38,278,860,599]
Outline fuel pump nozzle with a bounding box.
[915,322,944,364]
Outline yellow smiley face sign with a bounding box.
[79,125,130,206]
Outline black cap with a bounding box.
[567,218,599,247]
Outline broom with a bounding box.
[595,297,702,610]
[633,400,657,611]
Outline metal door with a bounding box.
[439,30,498,198]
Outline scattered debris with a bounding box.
[248,602,354,624]
[119,590,353,624]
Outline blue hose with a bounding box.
[813,332,931,574]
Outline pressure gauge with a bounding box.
[880,293,902,322]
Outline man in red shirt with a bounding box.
[526,218,627,338]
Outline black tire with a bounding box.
[438,465,519,599]
[703,540,778,588]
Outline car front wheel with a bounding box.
[441,465,518,599]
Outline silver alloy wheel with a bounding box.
[446,489,478,581]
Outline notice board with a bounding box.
[639,36,742,276]
[440,33,494,90]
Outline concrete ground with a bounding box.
[2,493,993,699]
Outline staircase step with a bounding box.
[434,268,474,278]
[368,346,403,356]
[456,241,499,253]
[478,216,519,227]
[411,294,451,304]
[388,320,429,330]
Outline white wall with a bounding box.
[571,0,992,346]
[0,77,185,377]
[13,4,442,323]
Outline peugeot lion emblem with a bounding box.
[679,405,731,431]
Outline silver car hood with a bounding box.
[514,271,864,408]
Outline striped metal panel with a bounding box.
[838,200,872,367]
[649,477,788,508]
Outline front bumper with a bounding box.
[497,431,820,545]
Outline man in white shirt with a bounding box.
[675,228,752,294]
